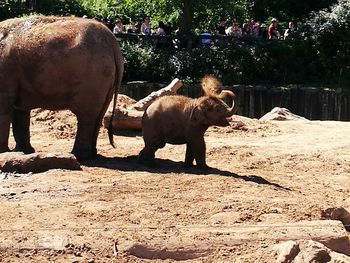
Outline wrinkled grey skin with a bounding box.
[139,92,237,169]
[0,16,124,161]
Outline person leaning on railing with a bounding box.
[113,18,124,34]
[140,17,151,35]
[268,18,280,40]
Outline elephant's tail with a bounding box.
[108,43,124,148]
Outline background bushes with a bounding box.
[120,37,348,89]
[120,0,350,89]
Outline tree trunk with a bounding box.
[26,0,37,10]
[178,1,194,35]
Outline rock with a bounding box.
[119,220,350,260]
[259,107,308,121]
[274,240,300,263]
[274,240,350,263]
[120,241,213,260]
[295,240,331,263]
[0,152,81,173]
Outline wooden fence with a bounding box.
[120,82,350,121]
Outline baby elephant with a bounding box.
[139,76,238,169]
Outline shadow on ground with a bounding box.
[82,155,291,191]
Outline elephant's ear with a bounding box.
[190,103,206,125]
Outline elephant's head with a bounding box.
[190,90,237,127]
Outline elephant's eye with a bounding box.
[207,105,214,111]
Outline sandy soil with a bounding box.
[0,107,350,262]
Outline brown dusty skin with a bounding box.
[0,108,349,262]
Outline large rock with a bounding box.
[117,220,350,260]
[259,107,308,121]
[0,152,81,173]
[274,240,350,263]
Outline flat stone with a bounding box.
[0,152,81,173]
[119,220,350,260]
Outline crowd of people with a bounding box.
[215,18,297,40]
[94,16,173,36]
[91,15,297,44]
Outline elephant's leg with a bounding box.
[72,114,101,161]
[12,109,35,154]
[0,91,14,152]
[139,141,165,167]
[139,147,156,167]
[0,114,11,153]
[184,143,195,168]
[191,137,209,169]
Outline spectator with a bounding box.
[127,21,140,34]
[216,20,226,36]
[259,23,268,39]
[242,19,250,36]
[155,21,166,35]
[226,22,242,38]
[164,22,173,35]
[140,17,151,35]
[106,19,114,32]
[268,18,280,40]
[250,21,260,38]
[284,21,296,40]
[154,21,168,48]
[113,18,124,34]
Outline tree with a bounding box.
[0,0,25,20]
[78,0,248,33]
[306,0,350,87]
[248,0,338,22]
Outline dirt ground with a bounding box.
[0,106,350,262]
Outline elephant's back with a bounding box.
[1,16,116,53]
[146,95,192,116]
[0,16,121,110]
[143,95,193,141]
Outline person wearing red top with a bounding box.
[268,18,280,40]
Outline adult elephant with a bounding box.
[139,76,238,169]
[0,16,124,161]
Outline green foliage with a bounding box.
[121,41,173,82]
[306,0,350,87]
[248,0,338,21]
[0,0,25,20]
[0,0,88,20]
[120,36,347,88]
[35,0,87,16]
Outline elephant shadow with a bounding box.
[82,155,291,191]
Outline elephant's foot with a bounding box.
[72,149,97,161]
[196,163,211,170]
[13,144,35,154]
[138,149,156,167]
[72,145,97,161]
